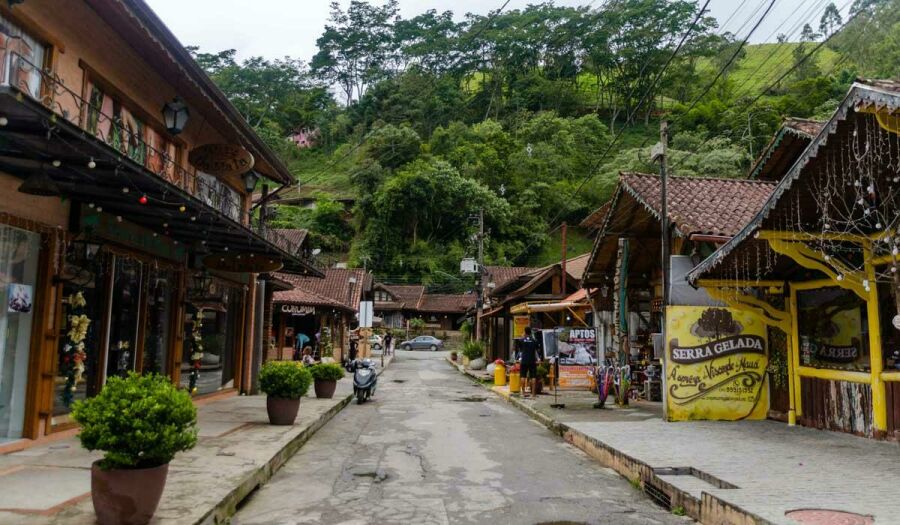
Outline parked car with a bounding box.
[368,334,383,351]
[400,335,444,351]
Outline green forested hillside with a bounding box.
[189,0,900,289]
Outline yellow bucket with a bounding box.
[508,371,521,392]
[494,363,507,386]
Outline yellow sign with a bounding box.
[665,306,768,421]
[513,315,529,338]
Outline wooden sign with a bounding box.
[188,144,255,177]
[203,253,282,273]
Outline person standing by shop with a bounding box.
[517,326,541,398]
[293,331,310,361]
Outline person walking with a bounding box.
[383,332,393,356]
[516,326,541,398]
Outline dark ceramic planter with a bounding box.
[314,379,337,399]
[266,396,300,425]
[534,379,544,395]
[91,460,168,525]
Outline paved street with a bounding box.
[233,350,686,525]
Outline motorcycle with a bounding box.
[350,358,377,404]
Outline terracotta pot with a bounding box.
[450,353,458,361]
[266,396,300,425]
[91,460,168,525]
[314,379,337,399]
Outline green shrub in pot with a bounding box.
[259,361,313,399]
[309,362,345,382]
[72,372,198,470]
[72,372,197,525]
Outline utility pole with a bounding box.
[475,208,485,342]
[560,222,567,296]
[652,120,670,420]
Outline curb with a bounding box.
[447,358,770,525]
[203,356,393,524]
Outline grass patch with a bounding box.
[672,506,686,516]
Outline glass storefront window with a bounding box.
[105,256,142,380]
[0,225,39,440]
[142,267,175,375]
[181,279,243,395]
[797,287,870,371]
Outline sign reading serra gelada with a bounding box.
[665,306,768,421]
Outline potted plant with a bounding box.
[71,373,197,525]
[259,361,312,425]
[462,341,486,370]
[450,350,458,361]
[310,362,344,399]
[535,362,550,395]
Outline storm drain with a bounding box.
[643,479,672,510]
[391,379,406,383]
[654,466,738,489]
[785,509,874,525]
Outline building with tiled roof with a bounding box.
[270,267,373,362]
[749,117,824,181]
[582,172,776,286]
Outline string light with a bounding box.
[122,187,129,194]
[52,160,61,167]
[179,205,186,213]
[139,195,148,205]
[87,157,96,169]
[0,116,8,126]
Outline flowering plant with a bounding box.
[187,309,204,394]
[61,292,91,407]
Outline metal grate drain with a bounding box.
[785,509,874,525]
[643,479,671,510]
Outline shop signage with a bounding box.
[556,327,597,365]
[281,304,314,316]
[665,306,768,421]
[203,253,283,273]
[799,302,863,366]
[80,210,185,262]
[557,365,595,390]
[513,315,529,338]
[188,144,255,177]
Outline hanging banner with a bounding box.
[665,306,768,421]
[557,327,597,365]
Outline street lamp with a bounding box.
[241,170,261,193]
[161,97,189,135]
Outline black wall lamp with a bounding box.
[161,96,189,135]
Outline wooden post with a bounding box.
[864,243,887,434]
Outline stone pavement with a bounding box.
[454,361,899,525]
[0,355,391,525]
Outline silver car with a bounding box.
[400,335,444,351]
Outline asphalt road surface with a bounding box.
[233,350,687,525]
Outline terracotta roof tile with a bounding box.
[580,201,611,231]
[381,284,425,307]
[484,266,536,290]
[417,294,476,313]
[267,228,308,255]
[273,267,370,311]
[620,173,776,237]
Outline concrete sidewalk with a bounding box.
[451,359,896,525]
[0,356,390,525]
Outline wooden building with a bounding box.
[0,0,320,445]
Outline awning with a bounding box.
[510,301,590,314]
[0,87,322,276]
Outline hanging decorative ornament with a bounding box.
[122,187,129,194]
[139,195,148,205]
[87,157,96,169]
[179,205,187,213]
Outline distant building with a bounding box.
[288,128,319,149]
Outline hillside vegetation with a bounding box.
[189,0,900,290]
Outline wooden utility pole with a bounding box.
[561,222,567,296]
[475,208,485,341]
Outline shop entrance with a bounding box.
[275,305,319,361]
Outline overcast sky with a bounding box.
[145,0,851,62]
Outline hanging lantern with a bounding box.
[241,170,261,192]
[18,165,60,196]
[161,96,190,135]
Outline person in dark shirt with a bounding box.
[517,326,541,398]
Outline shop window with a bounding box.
[0,225,39,440]
[181,279,243,395]
[0,14,45,99]
[142,267,176,375]
[83,79,180,186]
[105,256,143,380]
[797,287,870,372]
